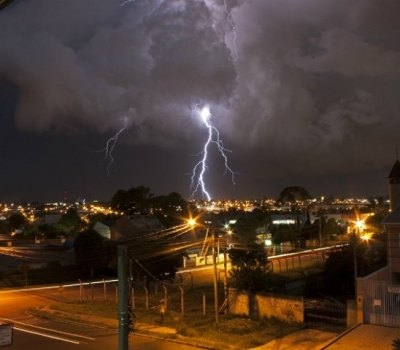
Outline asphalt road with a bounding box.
[0,288,199,349]
[9,319,197,349]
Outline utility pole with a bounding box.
[223,248,228,315]
[352,231,358,297]
[212,230,220,324]
[118,245,129,350]
[318,209,322,247]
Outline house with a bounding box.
[385,159,400,282]
[34,214,62,226]
[356,159,400,327]
[110,215,164,241]
[93,221,111,239]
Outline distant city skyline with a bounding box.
[1,1,399,202]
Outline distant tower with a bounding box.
[388,154,400,211]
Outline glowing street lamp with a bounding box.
[187,218,197,227]
[354,219,366,233]
[360,232,371,242]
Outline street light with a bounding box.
[187,218,197,227]
[352,218,370,297]
[354,219,366,232]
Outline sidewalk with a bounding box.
[321,324,399,350]
[249,329,338,350]
[250,324,400,350]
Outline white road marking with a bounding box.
[14,326,81,344]
[0,318,96,341]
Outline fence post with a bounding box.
[144,287,149,310]
[79,279,83,303]
[163,285,168,312]
[179,286,184,318]
[103,279,107,301]
[202,291,206,316]
[223,249,229,314]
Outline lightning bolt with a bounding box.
[101,117,129,174]
[191,106,235,201]
[120,0,135,6]
[223,0,238,61]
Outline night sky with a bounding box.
[0,0,399,202]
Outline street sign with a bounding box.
[0,323,13,347]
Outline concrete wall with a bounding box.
[229,288,304,324]
[228,289,250,316]
[347,299,358,328]
[255,293,304,323]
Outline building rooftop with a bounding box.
[383,206,400,224]
[388,160,400,178]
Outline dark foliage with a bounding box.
[323,235,387,298]
[278,186,311,204]
[74,229,115,278]
[8,212,27,229]
[393,337,400,350]
[111,186,153,214]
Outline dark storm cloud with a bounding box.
[1,0,399,198]
[0,0,235,140]
[224,0,400,175]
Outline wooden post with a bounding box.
[79,279,83,303]
[103,279,107,301]
[163,285,168,312]
[212,231,220,324]
[144,287,149,310]
[202,291,206,316]
[179,286,184,318]
[223,249,229,315]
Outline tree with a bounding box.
[55,208,86,235]
[151,192,188,227]
[229,242,270,291]
[8,212,27,230]
[111,186,153,214]
[323,234,387,298]
[271,224,296,246]
[226,210,272,291]
[393,337,400,350]
[278,186,311,204]
[278,186,311,248]
[74,229,114,278]
[0,221,10,235]
[322,218,345,238]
